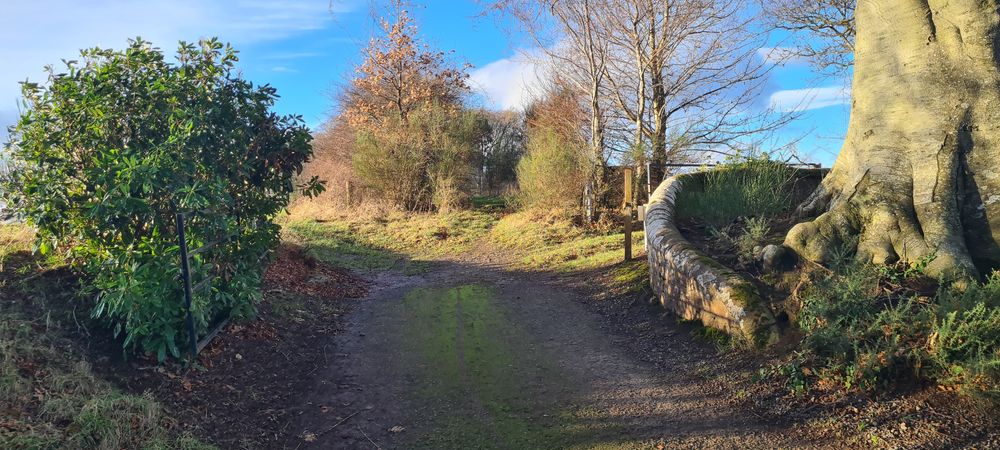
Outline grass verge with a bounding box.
[283,209,500,272]
[490,211,644,272]
[284,206,645,275]
[0,224,34,269]
[0,226,212,449]
[675,158,799,225]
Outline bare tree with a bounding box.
[477,110,525,195]
[482,0,611,220]
[593,1,649,156]
[485,0,796,207]
[597,0,794,181]
[760,0,856,75]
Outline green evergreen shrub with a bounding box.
[2,39,322,360]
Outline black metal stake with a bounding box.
[176,213,198,361]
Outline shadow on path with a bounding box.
[285,256,822,450]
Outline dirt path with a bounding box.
[284,255,830,450]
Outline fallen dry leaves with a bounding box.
[264,245,369,300]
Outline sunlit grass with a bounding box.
[285,205,646,276]
[610,259,650,291]
[488,211,589,251]
[676,159,799,225]
[470,195,514,211]
[283,209,500,271]
[517,231,644,272]
[490,211,644,272]
[0,223,34,266]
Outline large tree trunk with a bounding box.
[785,0,1000,279]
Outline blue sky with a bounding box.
[0,0,850,167]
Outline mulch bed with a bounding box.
[98,244,370,449]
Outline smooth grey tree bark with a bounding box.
[785,0,1000,280]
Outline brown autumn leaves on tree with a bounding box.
[311,3,486,211]
[341,5,469,128]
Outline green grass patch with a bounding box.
[488,211,589,251]
[286,207,645,276]
[470,195,513,211]
[0,316,212,449]
[400,285,563,448]
[681,319,733,351]
[676,158,799,225]
[490,211,644,272]
[610,260,650,293]
[395,284,636,448]
[283,220,402,271]
[518,231,644,272]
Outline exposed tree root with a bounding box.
[785,180,979,281]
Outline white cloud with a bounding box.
[769,85,851,112]
[271,66,299,73]
[469,53,545,111]
[0,0,355,135]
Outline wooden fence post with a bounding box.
[623,167,635,262]
[623,167,634,209]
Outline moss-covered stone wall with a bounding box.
[644,172,777,347]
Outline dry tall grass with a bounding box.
[0,224,34,269]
